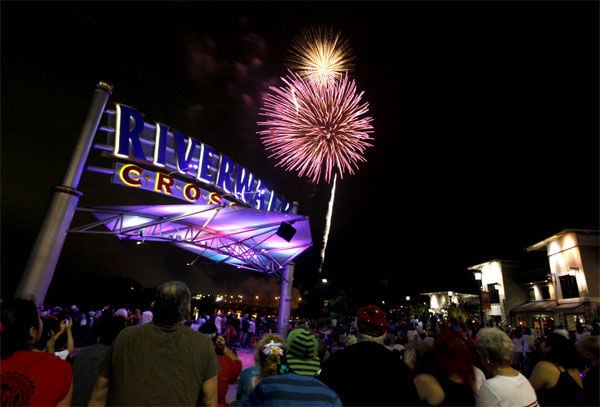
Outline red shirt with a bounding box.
[1,350,72,406]
[216,354,242,407]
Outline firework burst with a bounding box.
[257,70,374,184]
[286,25,355,87]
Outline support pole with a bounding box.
[15,82,113,306]
[276,202,298,340]
[478,286,485,328]
[276,262,295,340]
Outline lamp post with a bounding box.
[473,271,484,326]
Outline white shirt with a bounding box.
[476,372,539,407]
[474,366,486,391]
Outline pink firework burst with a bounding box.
[257,70,374,184]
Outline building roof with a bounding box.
[526,228,600,252]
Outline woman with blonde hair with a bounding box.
[234,333,285,406]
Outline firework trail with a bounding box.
[287,25,355,87]
[257,70,374,184]
[319,173,337,273]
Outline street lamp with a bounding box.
[473,270,484,326]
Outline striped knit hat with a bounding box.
[285,328,321,376]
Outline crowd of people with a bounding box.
[1,280,599,406]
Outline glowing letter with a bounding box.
[119,164,143,187]
[183,184,200,202]
[217,155,235,194]
[155,173,174,195]
[114,104,147,161]
[153,123,169,168]
[208,192,222,205]
[174,131,198,172]
[198,144,219,185]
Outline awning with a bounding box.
[70,203,313,278]
[511,300,557,313]
[556,302,586,311]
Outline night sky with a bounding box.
[2,1,598,307]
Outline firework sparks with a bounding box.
[287,25,355,87]
[257,70,374,184]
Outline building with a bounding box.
[420,290,479,317]
[464,228,599,334]
[522,228,599,331]
[468,259,531,328]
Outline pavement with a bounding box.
[226,345,256,405]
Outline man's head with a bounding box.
[151,281,191,326]
[356,305,388,341]
[285,328,321,376]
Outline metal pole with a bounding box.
[276,262,295,340]
[15,82,113,306]
[478,286,485,327]
[276,201,299,340]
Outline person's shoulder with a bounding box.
[356,340,388,351]
[117,323,143,335]
[320,344,351,367]
[257,373,282,384]
[6,350,55,364]
[534,359,559,372]
[179,325,218,346]
[34,350,73,371]
[240,365,258,375]
[333,340,378,354]
[414,372,438,385]
[323,341,386,365]
[356,340,401,360]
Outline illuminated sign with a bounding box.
[113,162,264,206]
[96,104,291,213]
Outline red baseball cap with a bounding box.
[356,305,388,337]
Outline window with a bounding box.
[541,285,551,300]
[527,287,535,301]
[488,284,500,303]
[559,275,579,299]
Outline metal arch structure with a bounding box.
[14,83,313,318]
[69,203,313,280]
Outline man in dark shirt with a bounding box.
[319,305,419,406]
[88,281,219,406]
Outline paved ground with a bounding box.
[226,345,255,405]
